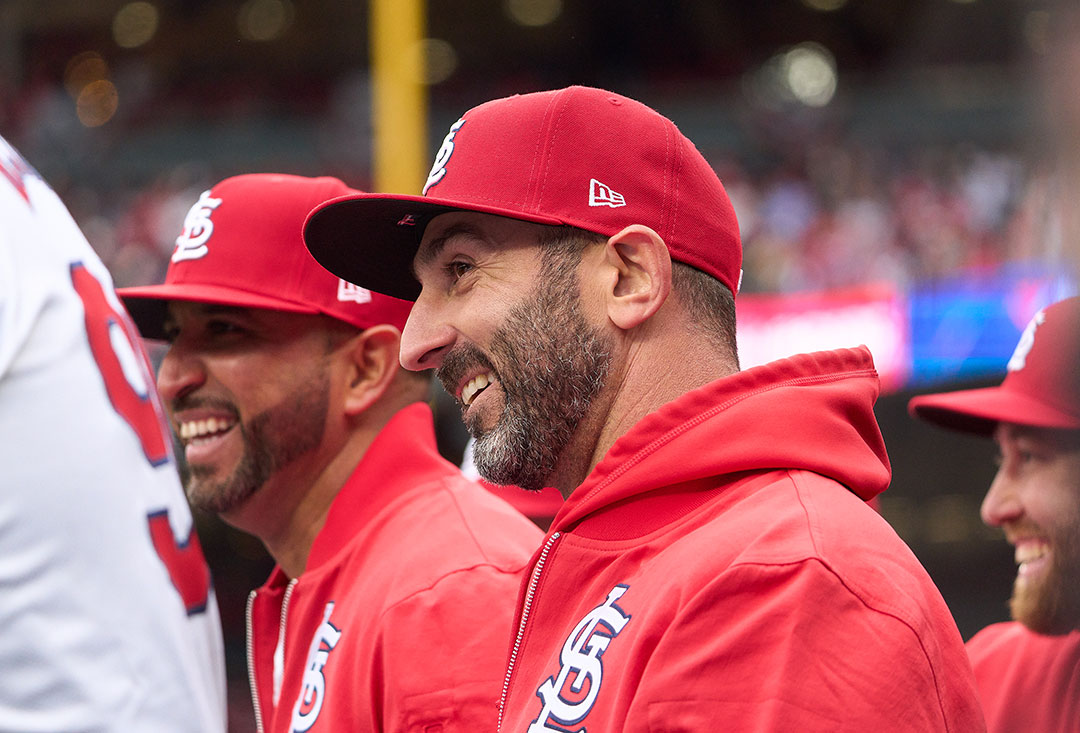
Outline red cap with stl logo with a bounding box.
[303,85,742,301]
[119,173,413,339]
[908,296,1080,435]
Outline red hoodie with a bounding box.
[497,347,985,732]
[966,622,1080,733]
[246,404,542,732]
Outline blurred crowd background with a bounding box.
[4,0,1079,729]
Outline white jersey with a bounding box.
[0,136,226,732]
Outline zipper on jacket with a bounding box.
[247,578,299,733]
[497,531,561,732]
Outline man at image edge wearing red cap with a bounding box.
[303,86,984,731]
[119,174,542,733]
[910,295,1080,733]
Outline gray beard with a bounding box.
[440,264,612,493]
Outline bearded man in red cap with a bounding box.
[119,174,541,733]
[304,86,984,731]
[910,295,1080,733]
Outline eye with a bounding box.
[206,319,245,337]
[162,323,180,344]
[445,259,475,282]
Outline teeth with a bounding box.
[461,373,491,406]
[1015,542,1048,566]
[178,417,235,441]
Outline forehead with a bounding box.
[163,301,326,333]
[995,422,1080,453]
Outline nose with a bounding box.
[980,468,1023,528]
[399,291,455,371]
[156,341,205,409]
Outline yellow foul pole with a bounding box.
[370,0,427,194]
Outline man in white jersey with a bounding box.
[0,134,227,732]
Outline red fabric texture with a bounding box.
[967,621,1080,733]
[247,403,542,732]
[498,347,985,732]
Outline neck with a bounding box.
[222,421,384,578]
[550,322,736,498]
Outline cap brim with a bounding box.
[303,192,564,301]
[908,386,1080,436]
[118,283,320,341]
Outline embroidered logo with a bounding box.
[397,214,418,227]
[588,179,625,208]
[337,279,372,304]
[172,190,223,263]
[423,117,465,195]
[1007,309,1047,372]
[290,602,342,732]
[528,585,632,733]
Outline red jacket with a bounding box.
[247,404,542,732]
[498,347,985,732]
[966,621,1080,733]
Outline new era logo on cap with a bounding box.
[337,280,372,304]
[172,190,223,263]
[589,178,626,208]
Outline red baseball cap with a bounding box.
[303,85,742,301]
[908,296,1080,435]
[119,174,413,340]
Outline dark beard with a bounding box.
[184,373,329,514]
[437,264,612,493]
[1010,517,1080,634]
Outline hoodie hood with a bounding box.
[552,346,890,532]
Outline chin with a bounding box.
[1010,577,1080,635]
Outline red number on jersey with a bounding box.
[70,262,211,615]
[70,262,169,465]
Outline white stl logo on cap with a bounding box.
[171,190,223,263]
[1007,309,1047,372]
[422,118,465,195]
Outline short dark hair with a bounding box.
[538,225,738,365]
[670,261,738,365]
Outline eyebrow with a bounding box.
[412,222,489,278]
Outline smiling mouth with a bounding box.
[177,416,237,444]
[461,373,492,406]
[1015,541,1050,577]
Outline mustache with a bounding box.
[436,343,497,401]
[170,394,238,417]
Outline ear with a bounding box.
[340,324,402,417]
[600,225,672,330]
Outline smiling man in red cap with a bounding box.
[303,86,983,731]
[118,173,541,733]
[910,295,1080,732]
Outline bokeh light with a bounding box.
[63,51,108,99]
[76,79,119,127]
[237,0,294,42]
[784,43,838,107]
[414,38,458,85]
[504,0,562,28]
[113,2,160,49]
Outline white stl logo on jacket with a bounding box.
[290,602,342,732]
[529,585,632,733]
